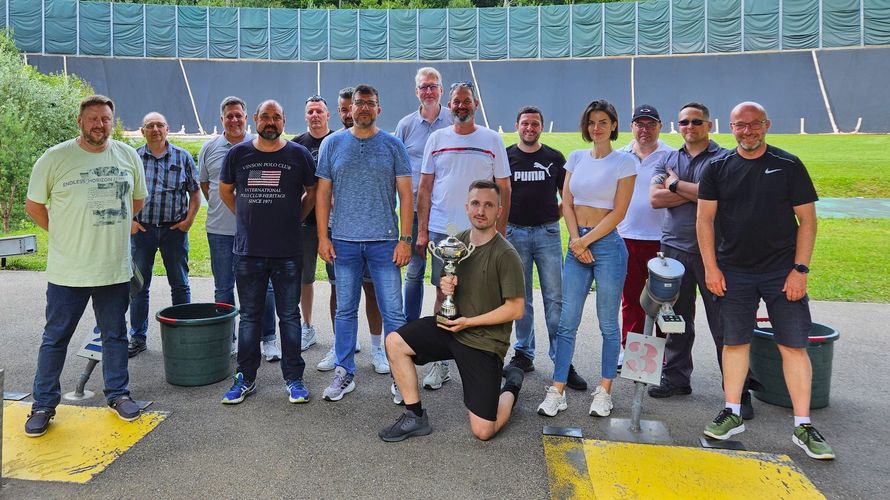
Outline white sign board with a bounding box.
[620,332,666,386]
[75,327,103,361]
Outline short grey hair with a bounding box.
[220,96,246,116]
[415,67,442,87]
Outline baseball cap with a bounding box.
[632,105,660,122]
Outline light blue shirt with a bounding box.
[394,105,452,198]
[197,133,253,235]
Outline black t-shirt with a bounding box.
[220,141,316,258]
[292,130,333,226]
[506,144,566,226]
[698,145,818,273]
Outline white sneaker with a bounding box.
[589,386,613,417]
[356,338,362,353]
[317,346,336,371]
[262,338,281,362]
[537,386,568,417]
[372,345,390,374]
[617,349,624,373]
[301,323,317,351]
[391,381,404,405]
[231,338,238,355]
[422,361,451,390]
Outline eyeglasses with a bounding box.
[632,121,659,129]
[678,119,705,127]
[417,84,440,92]
[450,81,475,91]
[730,120,768,131]
[352,100,379,109]
[306,95,326,104]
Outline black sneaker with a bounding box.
[109,396,142,421]
[379,410,433,442]
[566,364,588,391]
[504,352,534,374]
[740,391,755,420]
[648,379,692,398]
[24,409,55,437]
[128,337,147,358]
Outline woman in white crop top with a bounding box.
[537,99,636,418]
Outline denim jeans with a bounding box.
[130,223,191,340]
[403,214,427,322]
[506,222,563,362]
[33,282,131,410]
[332,239,406,374]
[234,255,304,382]
[207,232,276,342]
[552,229,627,383]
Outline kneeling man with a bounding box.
[380,180,525,442]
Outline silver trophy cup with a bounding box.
[429,235,475,323]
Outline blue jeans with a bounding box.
[332,239,406,374]
[207,232,276,342]
[403,214,427,322]
[552,229,627,382]
[129,223,191,340]
[506,222,563,362]
[234,255,304,382]
[33,282,131,410]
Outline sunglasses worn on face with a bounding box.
[678,119,705,126]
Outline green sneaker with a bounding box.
[793,424,835,460]
[704,408,745,440]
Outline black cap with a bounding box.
[632,105,660,123]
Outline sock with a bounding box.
[371,334,382,348]
[406,401,423,417]
[794,416,811,427]
[725,403,741,416]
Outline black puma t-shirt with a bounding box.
[506,144,566,226]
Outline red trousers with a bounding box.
[621,238,662,345]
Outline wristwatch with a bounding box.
[793,263,810,274]
[668,179,680,193]
[399,235,413,244]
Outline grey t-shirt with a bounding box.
[197,133,253,236]
[316,129,411,241]
[652,140,728,253]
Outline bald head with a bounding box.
[730,101,768,121]
[729,101,771,156]
[141,111,169,149]
[256,99,285,118]
[254,99,286,141]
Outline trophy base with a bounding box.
[436,314,457,324]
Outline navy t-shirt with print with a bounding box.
[220,140,316,258]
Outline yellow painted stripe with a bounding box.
[543,435,597,499]
[2,401,167,483]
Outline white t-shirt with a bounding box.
[565,149,636,210]
[616,140,674,240]
[421,126,511,234]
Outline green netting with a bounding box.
[479,8,507,60]
[783,0,819,49]
[605,2,635,56]
[146,4,175,57]
[744,0,779,51]
[360,10,387,60]
[331,9,357,61]
[638,0,669,56]
[541,6,569,59]
[419,9,446,60]
[708,0,742,53]
[9,0,40,53]
[112,3,143,57]
[673,0,706,54]
[45,0,76,55]
[270,9,298,60]
[240,8,269,59]
[300,10,328,61]
[389,10,417,60]
[572,4,603,57]
[80,2,110,56]
[823,0,862,47]
[209,7,237,59]
[865,0,890,45]
[510,7,538,59]
[449,8,477,60]
[178,6,207,59]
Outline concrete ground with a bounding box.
[1,270,888,498]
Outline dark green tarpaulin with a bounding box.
[178,6,207,59]
[389,10,417,60]
[146,4,175,58]
[360,10,387,60]
[330,9,357,61]
[240,8,269,60]
[673,0,706,54]
[708,0,742,53]
[449,9,477,60]
[572,4,603,58]
[783,0,819,49]
[419,9,446,61]
[113,3,143,57]
[209,7,237,59]
[80,2,110,56]
[270,9,298,60]
[865,0,890,45]
[509,7,537,59]
[638,1,669,56]
[479,8,507,60]
[300,10,328,61]
[744,0,779,51]
[9,0,41,53]
[541,6,569,59]
[823,0,862,47]
[605,2,635,56]
[45,0,76,54]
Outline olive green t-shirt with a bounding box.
[451,230,525,359]
[27,139,147,287]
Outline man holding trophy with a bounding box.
[380,180,525,442]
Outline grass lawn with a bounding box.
[3,208,888,303]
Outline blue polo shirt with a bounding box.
[394,105,452,199]
[136,142,199,225]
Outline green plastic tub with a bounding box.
[156,303,238,387]
[749,322,839,409]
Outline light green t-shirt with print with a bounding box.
[27,138,147,287]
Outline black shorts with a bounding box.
[396,316,503,421]
[720,268,812,348]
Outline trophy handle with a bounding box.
[457,243,476,263]
[428,241,439,257]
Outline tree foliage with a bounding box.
[0,31,91,232]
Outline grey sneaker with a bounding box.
[301,323,317,351]
[391,381,405,406]
[379,410,432,442]
[422,361,451,390]
[262,338,281,362]
[588,386,613,417]
[323,366,356,401]
[317,346,336,371]
[537,386,567,417]
[372,345,390,374]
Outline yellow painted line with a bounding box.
[2,401,167,483]
[543,435,597,499]
[581,439,824,499]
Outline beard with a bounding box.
[259,127,281,140]
[452,110,473,124]
[737,139,763,152]
[82,128,109,146]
